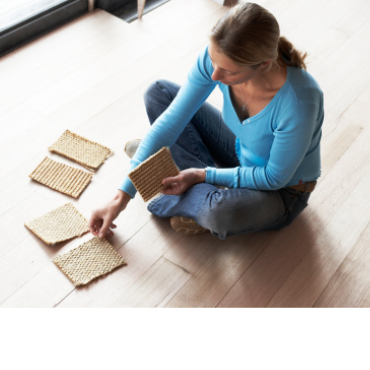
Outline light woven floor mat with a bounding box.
[24,203,89,245]
[128,147,179,202]
[53,237,127,287]
[29,157,93,198]
[48,130,113,171]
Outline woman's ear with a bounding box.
[261,60,272,68]
[257,60,273,72]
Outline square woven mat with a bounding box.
[24,203,89,245]
[128,147,179,202]
[29,157,93,198]
[53,237,127,287]
[48,130,113,171]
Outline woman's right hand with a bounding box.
[89,190,132,238]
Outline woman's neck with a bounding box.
[245,65,287,93]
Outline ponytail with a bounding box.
[277,36,307,70]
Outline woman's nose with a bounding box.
[211,66,222,81]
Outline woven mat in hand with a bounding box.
[53,237,127,287]
[29,157,93,198]
[24,203,89,245]
[128,147,179,202]
[48,130,113,171]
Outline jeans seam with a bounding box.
[187,125,206,163]
[192,115,240,166]
[147,194,165,210]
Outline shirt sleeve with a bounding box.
[205,98,321,190]
[120,46,217,198]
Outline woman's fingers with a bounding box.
[161,187,177,195]
[88,193,128,239]
[161,182,184,195]
[89,213,103,236]
[99,215,114,238]
[89,219,117,237]
[162,175,181,186]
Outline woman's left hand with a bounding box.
[161,168,206,196]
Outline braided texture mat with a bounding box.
[128,147,179,202]
[29,157,93,198]
[24,203,89,245]
[53,237,126,287]
[48,130,113,171]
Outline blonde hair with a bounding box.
[210,3,307,70]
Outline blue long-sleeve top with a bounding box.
[120,45,324,198]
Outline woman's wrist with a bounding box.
[114,190,132,211]
[197,168,206,183]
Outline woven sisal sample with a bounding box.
[128,147,179,202]
[48,130,113,171]
[53,237,127,287]
[29,157,93,198]
[24,203,89,245]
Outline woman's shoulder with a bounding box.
[194,45,214,80]
[285,66,323,104]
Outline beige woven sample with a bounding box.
[128,147,179,202]
[48,130,113,171]
[53,237,127,287]
[29,156,93,198]
[24,203,89,245]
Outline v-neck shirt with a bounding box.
[120,45,324,198]
[227,71,289,123]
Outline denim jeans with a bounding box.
[144,80,310,239]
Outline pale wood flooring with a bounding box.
[1,0,370,307]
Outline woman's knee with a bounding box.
[196,193,233,239]
[143,79,179,108]
[196,190,280,239]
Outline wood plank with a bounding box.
[265,143,370,307]
[0,218,73,305]
[313,222,370,307]
[112,257,191,307]
[1,262,74,308]
[313,19,370,129]
[0,11,125,116]
[0,10,125,80]
[22,25,164,116]
[1,103,45,146]
[23,8,225,117]
[0,191,60,259]
[216,214,319,307]
[164,231,275,307]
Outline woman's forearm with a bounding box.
[114,190,132,211]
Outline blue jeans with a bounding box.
[144,80,310,239]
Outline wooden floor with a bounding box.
[1,0,370,308]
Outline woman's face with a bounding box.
[208,41,261,85]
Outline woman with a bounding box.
[89,3,324,240]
